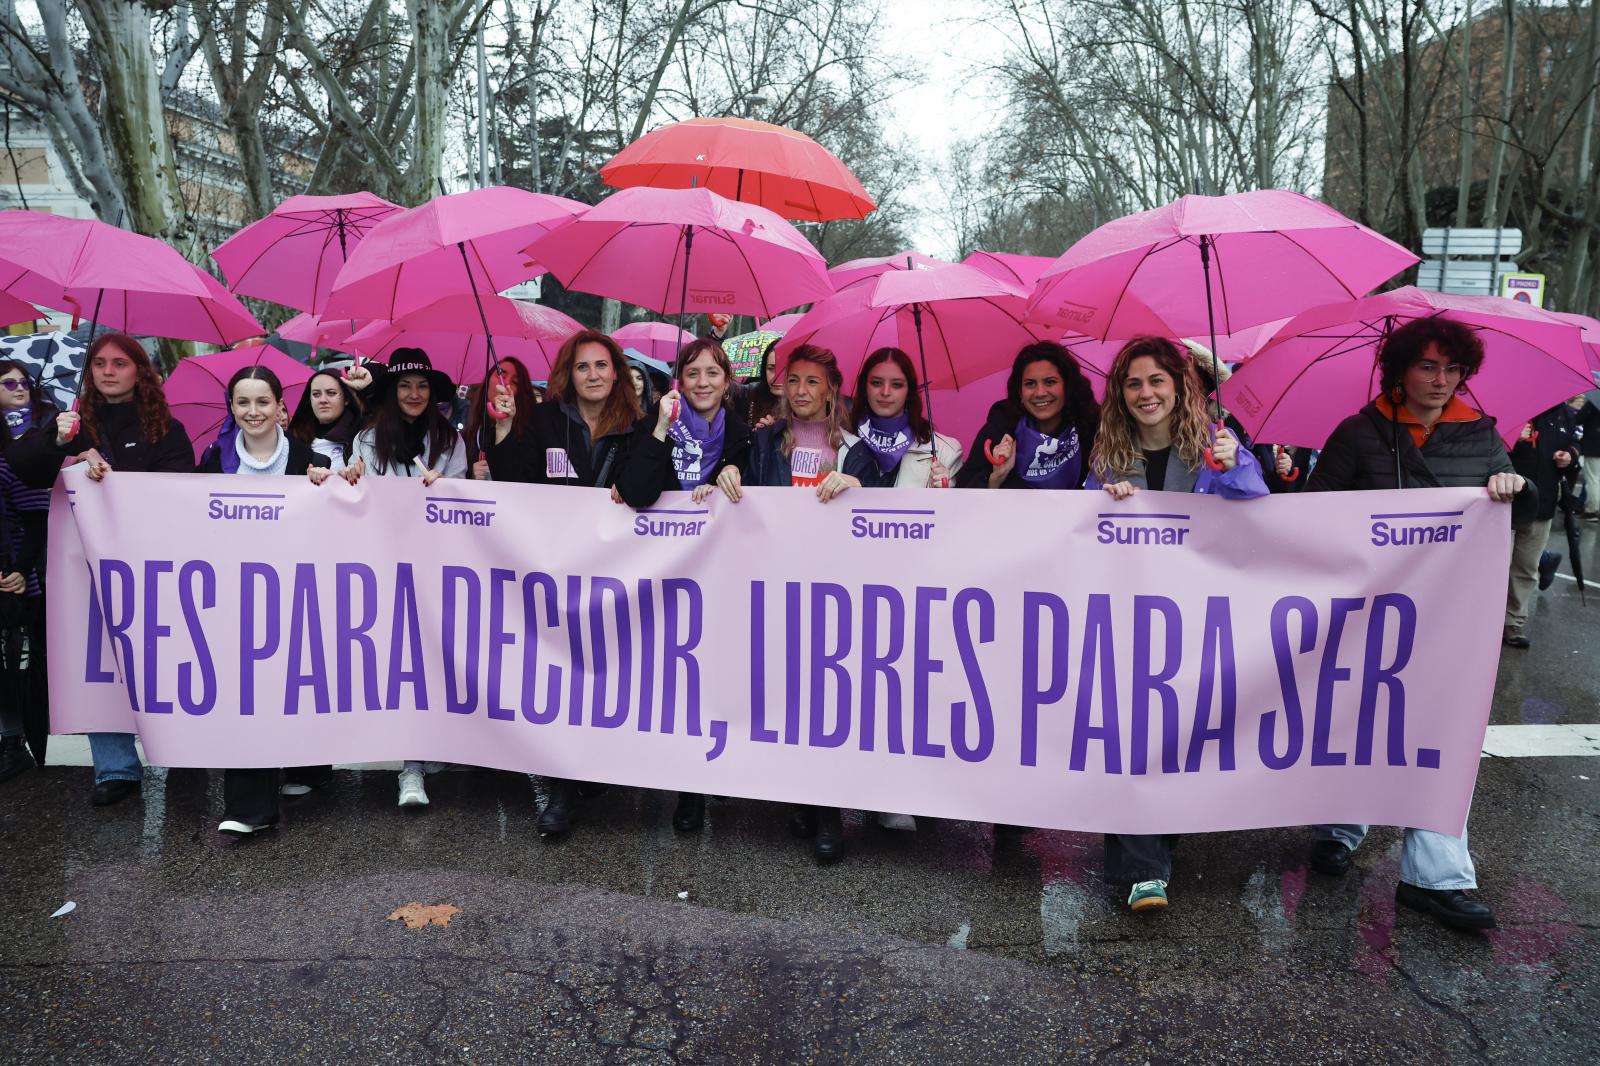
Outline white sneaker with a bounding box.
[397,768,429,807]
[279,782,312,797]
[217,819,272,835]
[877,812,918,831]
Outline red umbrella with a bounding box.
[601,117,874,222]
[165,345,314,462]
[212,192,402,315]
[0,211,262,345]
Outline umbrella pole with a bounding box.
[678,224,696,364]
[1199,235,1220,425]
[910,300,935,436]
[455,240,501,457]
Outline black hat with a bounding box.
[380,348,454,401]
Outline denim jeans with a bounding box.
[1315,823,1476,890]
[1105,833,1180,882]
[88,732,142,784]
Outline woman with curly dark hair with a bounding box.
[956,341,1099,490]
[5,333,193,806]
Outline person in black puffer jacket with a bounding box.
[1504,400,1579,647]
[1576,393,1600,517]
[1303,316,1528,935]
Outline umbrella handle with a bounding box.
[1201,422,1228,472]
[62,295,83,332]
[669,378,680,422]
[487,366,511,421]
[1275,445,1300,482]
[61,397,79,442]
[983,439,1000,466]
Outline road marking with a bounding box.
[1550,571,1600,591]
[35,726,1600,768]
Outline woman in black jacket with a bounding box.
[525,329,641,837]
[287,364,375,468]
[616,338,750,833]
[8,333,194,807]
[467,356,541,483]
[198,366,332,833]
[955,341,1099,491]
[1304,316,1526,933]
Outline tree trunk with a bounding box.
[405,0,452,202]
[1482,0,1518,227]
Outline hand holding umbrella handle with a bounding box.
[1275,445,1300,482]
[1201,423,1229,472]
[487,366,512,421]
[61,401,79,442]
[983,439,1000,466]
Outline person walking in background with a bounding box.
[0,359,55,784]
[1504,400,1579,648]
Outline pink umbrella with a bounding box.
[1025,190,1419,343]
[963,251,1056,292]
[212,192,402,314]
[0,211,263,345]
[1549,311,1600,376]
[828,250,951,293]
[759,312,803,333]
[345,294,582,381]
[165,344,314,462]
[0,289,41,328]
[774,262,1048,394]
[612,321,696,364]
[323,186,585,321]
[523,186,832,319]
[1220,287,1593,451]
[275,312,364,353]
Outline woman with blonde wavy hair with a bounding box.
[1087,335,1268,915]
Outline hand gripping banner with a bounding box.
[47,472,1508,835]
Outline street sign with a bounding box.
[1416,259,1520,295]
[1498,272,1546,307]
[1421,228,1522,256]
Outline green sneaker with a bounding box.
[1128,879,1169,912]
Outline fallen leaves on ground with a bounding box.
[386,902,460,929]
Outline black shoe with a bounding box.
[576,780,610,799]
[789,806,818,839]
[1309,839,1353,876]
[813,807,845,864]
[537,779,577,836]
[673,792,706,832]
[993,822,1037,838]
[1502,627,1531,649]
[0,736,35,784]
[1538,550,1562,591]
[1395,882,1496,930]
[90,779,140,806]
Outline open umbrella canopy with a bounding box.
[0,331,84,410]
[344,294,582,381]
[0,211,263,345]
[212,191,402,314]
[827,250,950,293]
[1025,189,1419,340]
[962,251,1057,292]
[1549,311,1600,378]
[600,117,875,222]
[275,312,365,353]
[0,289,41,329]
[524,186,832,319]
[165,345,314,462]
[1220,286,1593,450]
[774,263,1045,389]
[759,312,803,332]
[323,187,585,321]
[612,321,696,365]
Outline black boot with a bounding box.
[1396,882,1496,930]
[90,779,139,806]
[789,805,818,839]
[813,807,845,864]
[673,792,705,832]
[1538,550,1563,591]
[1309,839,1353,876]
[0,736,34,784]
[537,778,577,836]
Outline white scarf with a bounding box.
[235,426,289,476]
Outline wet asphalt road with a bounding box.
[3,530,1598,1064]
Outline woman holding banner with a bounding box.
[617,338,750,833]
[288,364,375,468]
[524,329,641,838]
[956,342,1099,491]
[1302,317,1526,931]
[339,349,469,809]
[7,333,194,806]
[198,366,333,833]
[1088,336,1269,913]
[717,344,855,862]
[841,347,962,491]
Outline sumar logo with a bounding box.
[850,507,935,541]
[425,496,496,528]
[689,289,738,306]
[634,507,709,537]
[1095,511,1191,546]
[1369,510,1463,547]
[207,491,285,521]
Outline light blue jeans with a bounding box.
[89,732,142,784]
[1315,823,1476,890]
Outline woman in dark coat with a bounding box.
[955,341,1099,491]
[1304,316,1528,932]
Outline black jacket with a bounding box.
[1508,403,1579,524]
[954,403,1095,490]
[8,403,194,488]
[481,423,541,484]
[1576,398,1600,458]
[523,400,636,488]
[1305,400,1531,508]
[616,400,751,508]
[195,436,331,476]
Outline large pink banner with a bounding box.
[47,471,1509,835]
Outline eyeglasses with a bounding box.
[1413,361,1466,379]
[0,380,27,392]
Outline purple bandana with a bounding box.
[1014,416,1081,489]
[667,403,726,487]
[857,413,913,474]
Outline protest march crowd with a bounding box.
[0,119,1597,937]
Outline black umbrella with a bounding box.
[1558,476,1588,605]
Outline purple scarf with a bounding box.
[1014,416,1081,489]
[667,403,726,487]
[857,412,913,475]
